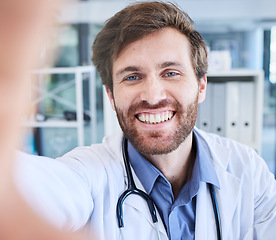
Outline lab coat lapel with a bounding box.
[123,171,168,239]
[212,153,241,239]
[195,135,241,239]
[106,133,168,238]
[108,133,168,238]
[195,182,217,239]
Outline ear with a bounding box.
[105,86,115,111]
[198,75,207,104]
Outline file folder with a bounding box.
[212,82,226,136]
[198,82,213,132]
[225,81,240,141]
[239,81,254,145]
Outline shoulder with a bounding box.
[195,127,257,157]
[58,132,124,169]
[194,127,270,178]
[57,132,125,195]
[195,127,252,151]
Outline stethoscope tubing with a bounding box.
[209,183,223,240]
[116,137,158,228]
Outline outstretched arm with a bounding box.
[0,0,95,239]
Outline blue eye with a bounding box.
[125,75,140,81]
[164,72,178,77]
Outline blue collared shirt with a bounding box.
[127,130,220,240]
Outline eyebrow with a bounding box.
[158,61,184,69]
[115,66,141,78]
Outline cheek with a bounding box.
[169,85,198,105]
[113,86,139,109]
[113,90,130,111]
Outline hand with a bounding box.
[0,0,95,239]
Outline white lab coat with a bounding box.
[15,127,276,240]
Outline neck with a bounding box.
[144,132,196,199]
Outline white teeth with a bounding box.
[155,114,161,123]
[165,112,168,121]
[161,113,165,122]
[137,111,174,124]
[139,114,145,122]
[149,114,155,123]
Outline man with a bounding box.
[17,1,276,240]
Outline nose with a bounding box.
[139,77,167,105]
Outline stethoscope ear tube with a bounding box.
[209,183,222,240]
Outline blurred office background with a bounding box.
[22,0,276,175]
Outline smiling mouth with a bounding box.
[136,111,175,124]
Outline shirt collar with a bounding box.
[127,142,162,194]
[183,131,219,202]
[192,130,220,189]
[127,129,220,196]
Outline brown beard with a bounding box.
[114,95,198,156]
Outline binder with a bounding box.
[239,81,254,145]
[211,82,226,136]
[225,81,240,141]
[198,82,213,132]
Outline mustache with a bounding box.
[128,99,180,114]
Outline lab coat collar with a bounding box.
[194,127,242,239]
[103,132,169,239]
[124,172,168,238]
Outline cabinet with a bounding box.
[196,69,264,153]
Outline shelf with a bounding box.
[23,120,79,128]
[207,69,263,77]
[24,66,97,148]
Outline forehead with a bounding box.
[112,27,192,74]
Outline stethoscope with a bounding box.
[116,137,223,240]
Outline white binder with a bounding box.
[239,81,254,145]
[225,81,240,141]
[212,82,226,136]
[198,82,213,132]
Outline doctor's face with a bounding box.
[107,27,206,156]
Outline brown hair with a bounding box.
[92,1,208,91]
